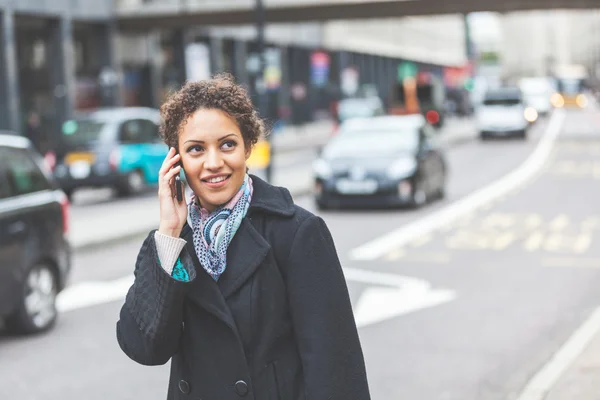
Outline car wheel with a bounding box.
[5,264,58,334]
[411,186,427,208]
[117,170,145,197]
[519,130,528,140]
[64,189,74,202]
[436,184,446,200]
[316,199,330,211]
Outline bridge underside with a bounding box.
[117,0,599,32]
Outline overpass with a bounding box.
[117,0,598,31]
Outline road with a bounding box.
[2,108,600,399]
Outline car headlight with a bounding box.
[524,107,538,122]
[387,158,417,179]
[313,159,332,179]
[577,94,588,108]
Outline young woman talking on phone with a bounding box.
[116,74,370,400]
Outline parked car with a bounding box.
[477,88,531,140]
[313,115,447,209]
[52,107,168,198]
[0,133,71,334]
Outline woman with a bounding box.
[116,74,370,400]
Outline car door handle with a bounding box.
[8,221,26,235]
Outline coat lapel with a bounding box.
[181,226,238,332]
[217,217,271,299]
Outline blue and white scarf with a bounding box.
[188,175,253,281]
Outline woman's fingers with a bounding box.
[159,148,180,177]
[162,165,181,185]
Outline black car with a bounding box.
[313,115,447,209]
[0,133,71,334]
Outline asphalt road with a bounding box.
[2,108,600,400]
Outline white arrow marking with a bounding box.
[57,275,133,313]
[57,267,456,329]
[344,267,456,328]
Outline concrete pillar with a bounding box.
[0,10,20,132]
[147,31,163,108]
[49,17,75,129]
[172,28,187,85]
[95,22,120,107]
[210,36,223,74]
[233,39,249,86]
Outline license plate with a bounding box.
[70,161,91,179]
[65,152,95,165]
[336,179,378,194]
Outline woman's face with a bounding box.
[178,108,250,212]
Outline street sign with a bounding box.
[311,51,330,87]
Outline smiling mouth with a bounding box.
[202,175,231,184]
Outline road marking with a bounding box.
[57,267,456,330]
[57,275,134,313]
[343,268,456,328]
[516,306,600,400]
[350,110,566,261]
[541,257,600,268]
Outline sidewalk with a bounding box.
[539,317,600,400]
[69,116,477,251]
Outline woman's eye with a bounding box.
[187,145,204,153]
[221,140,236,150]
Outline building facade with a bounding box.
[1,0,468,145]
[0,0,116,138]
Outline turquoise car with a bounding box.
[53,107,168,198]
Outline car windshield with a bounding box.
[338,99,379,121]
[520,80,552,95]
[483,97,521,106]
[557,79,584,95]
[61,119,109,146]
[324,129,419,159]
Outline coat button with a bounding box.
[179,380,190,394]
[234,380,248,396]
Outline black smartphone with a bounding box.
[175,175,183,202]
[173,151,184,203]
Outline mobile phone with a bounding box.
[173,150,184,202]
[175,175,183,202]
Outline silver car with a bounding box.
[477,88,530,140]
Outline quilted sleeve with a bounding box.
[116,230,196,366]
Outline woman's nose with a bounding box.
[205,149,224,170]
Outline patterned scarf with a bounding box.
[188,175,253,281]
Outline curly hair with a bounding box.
[159,73,265,151]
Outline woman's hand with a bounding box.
[158,147,188,238]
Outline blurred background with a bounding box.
[3,0,600,399]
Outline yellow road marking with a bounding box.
[408,233,434,248]
[384,248,406,261]
[541,257,600,268]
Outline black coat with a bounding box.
[116,176,371,399]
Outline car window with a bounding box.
[2,147,51,196]
[0,148,13,199]
[139,119,160,142]
[119,119,159,144]
[483,98,521,106]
